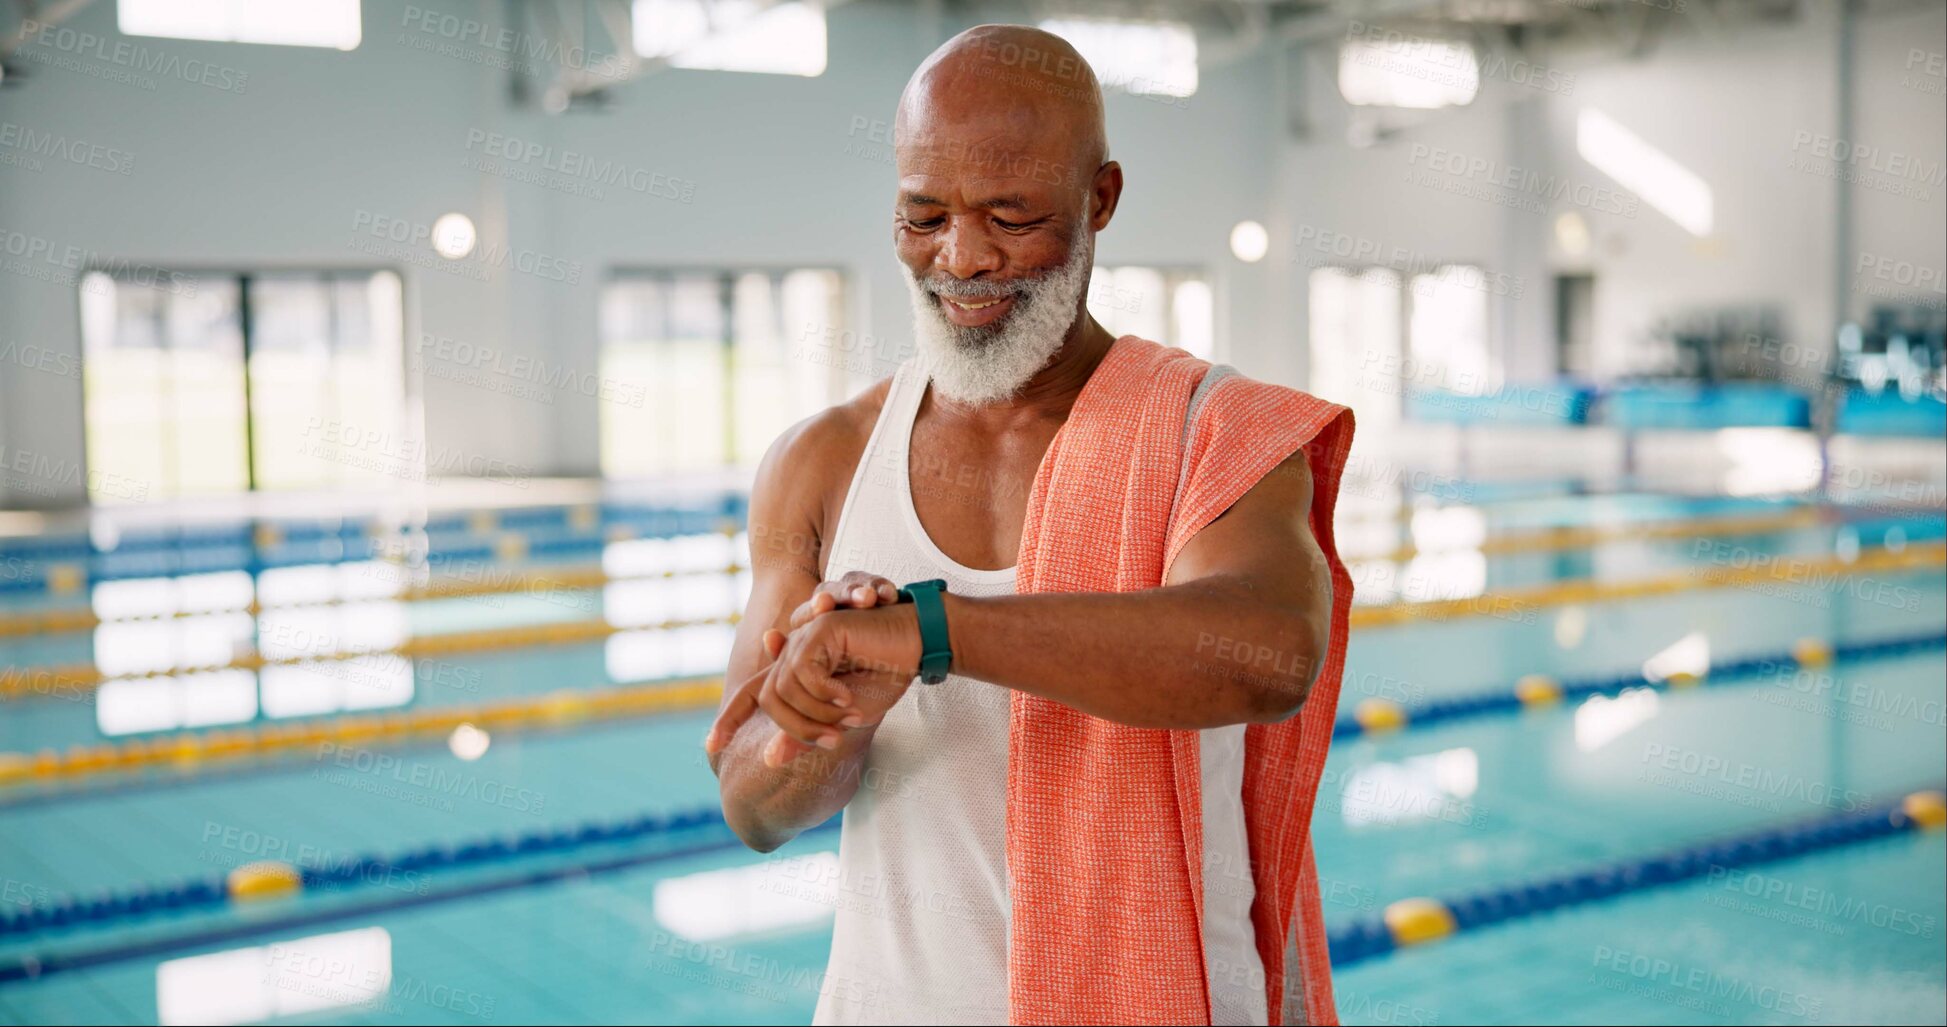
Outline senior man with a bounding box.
[705,23,1354,1027]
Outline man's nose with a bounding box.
[935,218,1003,280]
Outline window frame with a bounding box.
[75,262,411,503]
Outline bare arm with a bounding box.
[728,451,1333,761]
[707,413,889,852]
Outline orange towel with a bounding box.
[1008,336,1355,1025]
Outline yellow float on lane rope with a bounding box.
[228,861,303,902]
[1903,791,1946,830]
[1384,897,1457,947]
[1354,698,1407,733]
[1792,638,1833,669]
[1515,674,1562,706]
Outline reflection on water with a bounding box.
[1573,687,1662,752]
[156,926,392,1026]
[653,853,841,942]
[1340,747,1480,829]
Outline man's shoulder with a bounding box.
[774,375,893,467]
[752,374,896,514]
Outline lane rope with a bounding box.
[1330,787,1947,966]
[0,505,1871,637]
[5,541,1939,703]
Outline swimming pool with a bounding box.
[1,489,1941,1025]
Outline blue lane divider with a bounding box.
[0,495,750,594]
[0,818,841,987]
[0,803,750,941]
[1327,785,1946,968]
[1333,631,1947,741]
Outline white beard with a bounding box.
[903,221,1093,406]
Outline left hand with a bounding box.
[707,602,924,767]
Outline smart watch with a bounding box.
[896,578,953,684]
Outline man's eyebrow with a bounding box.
[898,193,1036,211]
[979,194,1032,212]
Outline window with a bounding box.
[79,270,405,502]
[118,0,361,50]
[1308,263,1494,431]
[633,0,826,76]
[600,269,845,478]
[1309,267,1404,433]
[1337,36,1478,109]
[1040,18,1197,98]
[1089,267,1215,361]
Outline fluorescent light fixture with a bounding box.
[633,0,826,77]
[119,0,361,50]
[1040,18,1197,98]
[158,927,391,1026]
[1577,108,1714,235]
[1338,38,1478,109]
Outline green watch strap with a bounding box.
[896,578,952,684]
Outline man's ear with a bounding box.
[1089,161,1124,232]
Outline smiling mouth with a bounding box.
[940,295,1006,310]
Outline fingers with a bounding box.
[763,730,814,768]
[703,669,764,757]
[789,572,900,629]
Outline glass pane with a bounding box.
[1173,278,1215,361]
[1409,266,1493,396]
[82,275,169,504]
[166,280,248,496]
[249,276,336,490]
[600,279,667,479]
[81,273,247,504]
[330,273,406,489]
[1308,266,1402,430]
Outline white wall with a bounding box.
[0,0,1275,507]
[3,0,1940,508]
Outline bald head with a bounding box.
[895,24,1109,186]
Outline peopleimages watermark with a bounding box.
[1291,226,1525,298]
[0,446,150,502]
[1589,945,1821,1020]
[844,115,1080,187]
[1788,131,1944,202]
[313,742,547,815]
[347,210,582,285]
[1638,742,1872,813]
[297,415,532,489]
[0,122,134,176]
[200,821,430,895]
[461,129,696,203]
[1854,252,1946,310]
[14,18,249,93]
[398,3,631,82]
[1705,864,1938,938]
[1346,21,1576,96]
[0,228,197,296]
[0,340,84,381]
[1904,48,1945,95]
[1405,143,1639,217]
[413,332,647,409]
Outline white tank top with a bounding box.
[812,360,1267,1026]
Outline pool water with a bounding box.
[0,490,1941,1025]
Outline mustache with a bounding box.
[916,274,1031,301]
